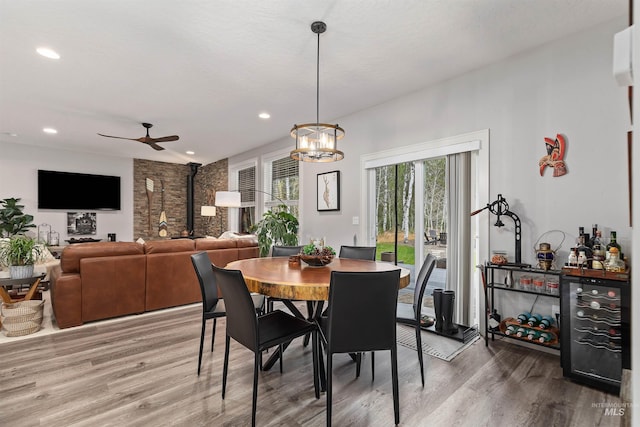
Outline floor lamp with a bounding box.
[200,205,216,236]
[214,191,241,234]
[215,190,291,233]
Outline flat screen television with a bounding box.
[38,170,121,210]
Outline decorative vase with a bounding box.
[10,264,34,279]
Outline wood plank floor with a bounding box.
[0,304,628,427]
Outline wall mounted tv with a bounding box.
[38,170,121,210]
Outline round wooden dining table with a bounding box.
[225,257,411,301]
[226,256,410,374]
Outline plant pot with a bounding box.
[9,265,34,279]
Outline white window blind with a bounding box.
[270,156,299,204]
[238,166,256,204]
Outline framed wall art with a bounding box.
[317,171,340,211]
[67,212,97,235]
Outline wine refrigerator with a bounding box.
[560,268,630,394]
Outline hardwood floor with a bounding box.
[0,304,627,427]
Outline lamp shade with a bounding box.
[200,206,216,217]
[215,191,241,208]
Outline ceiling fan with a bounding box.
[97,122,179,151]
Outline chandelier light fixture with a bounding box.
[290,21,344,162]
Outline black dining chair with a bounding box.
[318,270,400,426]
[270,245,303,257]
[212,263,320,427]
[266,245,304,313]
[396,253,437,386]
[336,244,377,374]
[338,245,376,261]
[190,252,265,376]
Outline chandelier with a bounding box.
[290,21,344,162]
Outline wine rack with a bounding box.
[483,263,561,351]
[498,317,560,347]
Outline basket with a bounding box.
[299,254,334,267]
[1,300,45,337]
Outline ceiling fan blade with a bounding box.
[148,135,179,143]
[97,133,141,141]
[98,125,177,150]
[146,142,165,151]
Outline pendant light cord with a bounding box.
[316,29,320,126]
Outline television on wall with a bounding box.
[38,170,121,210]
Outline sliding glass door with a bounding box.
[373,158,448,310]
[362,130,488,328]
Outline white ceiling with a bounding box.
[0,0,627,165]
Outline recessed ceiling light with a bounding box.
[43,127,58,134]
[1,132,18,137]
[186,150,195,155]
[258,112,271,119]
[36,47,60,59]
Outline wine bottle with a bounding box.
[606,231,622,260]
[576,233,592,267]
[591,230,605,270]
[527,313,542,327]
[517,312,531,324]
[577,250,588,268]
[505,325,517,335]
[539,315,555,329]
[580,225,591,249]
[589,224,598,247]
[538,332,553,343]
[605,247,626,272]
[567,248,578,267]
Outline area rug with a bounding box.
[396,324,480,362]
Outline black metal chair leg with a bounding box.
[312,330,320,399]
[211,318,216,352]
[197,318,206,376]
[222,335,230,399]
[252,352,260,427]
[326,354,333,427]
[391,347,400,425]
[415,323,425,386]
[371,351,375,382]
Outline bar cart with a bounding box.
[484,262,562,351]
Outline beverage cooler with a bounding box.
[560,269,630,394]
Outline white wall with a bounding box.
[0,142,134,242]
[231,17,631,263]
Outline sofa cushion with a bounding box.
[144,239,195,254]
[61,242,144,274]
[195,238,238,250]
[236,236,258,247]
[145,251,202,311]
[80,255,146,322]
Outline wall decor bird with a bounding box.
[539,133,567,177]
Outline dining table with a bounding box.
[225,256,410,374]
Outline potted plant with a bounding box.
[0,234,42,279]
[0,197,36,237]
[250,204,299,257]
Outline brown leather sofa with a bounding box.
[49,237,258,329]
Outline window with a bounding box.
[238,166,256,233]
[264,154,299,218]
